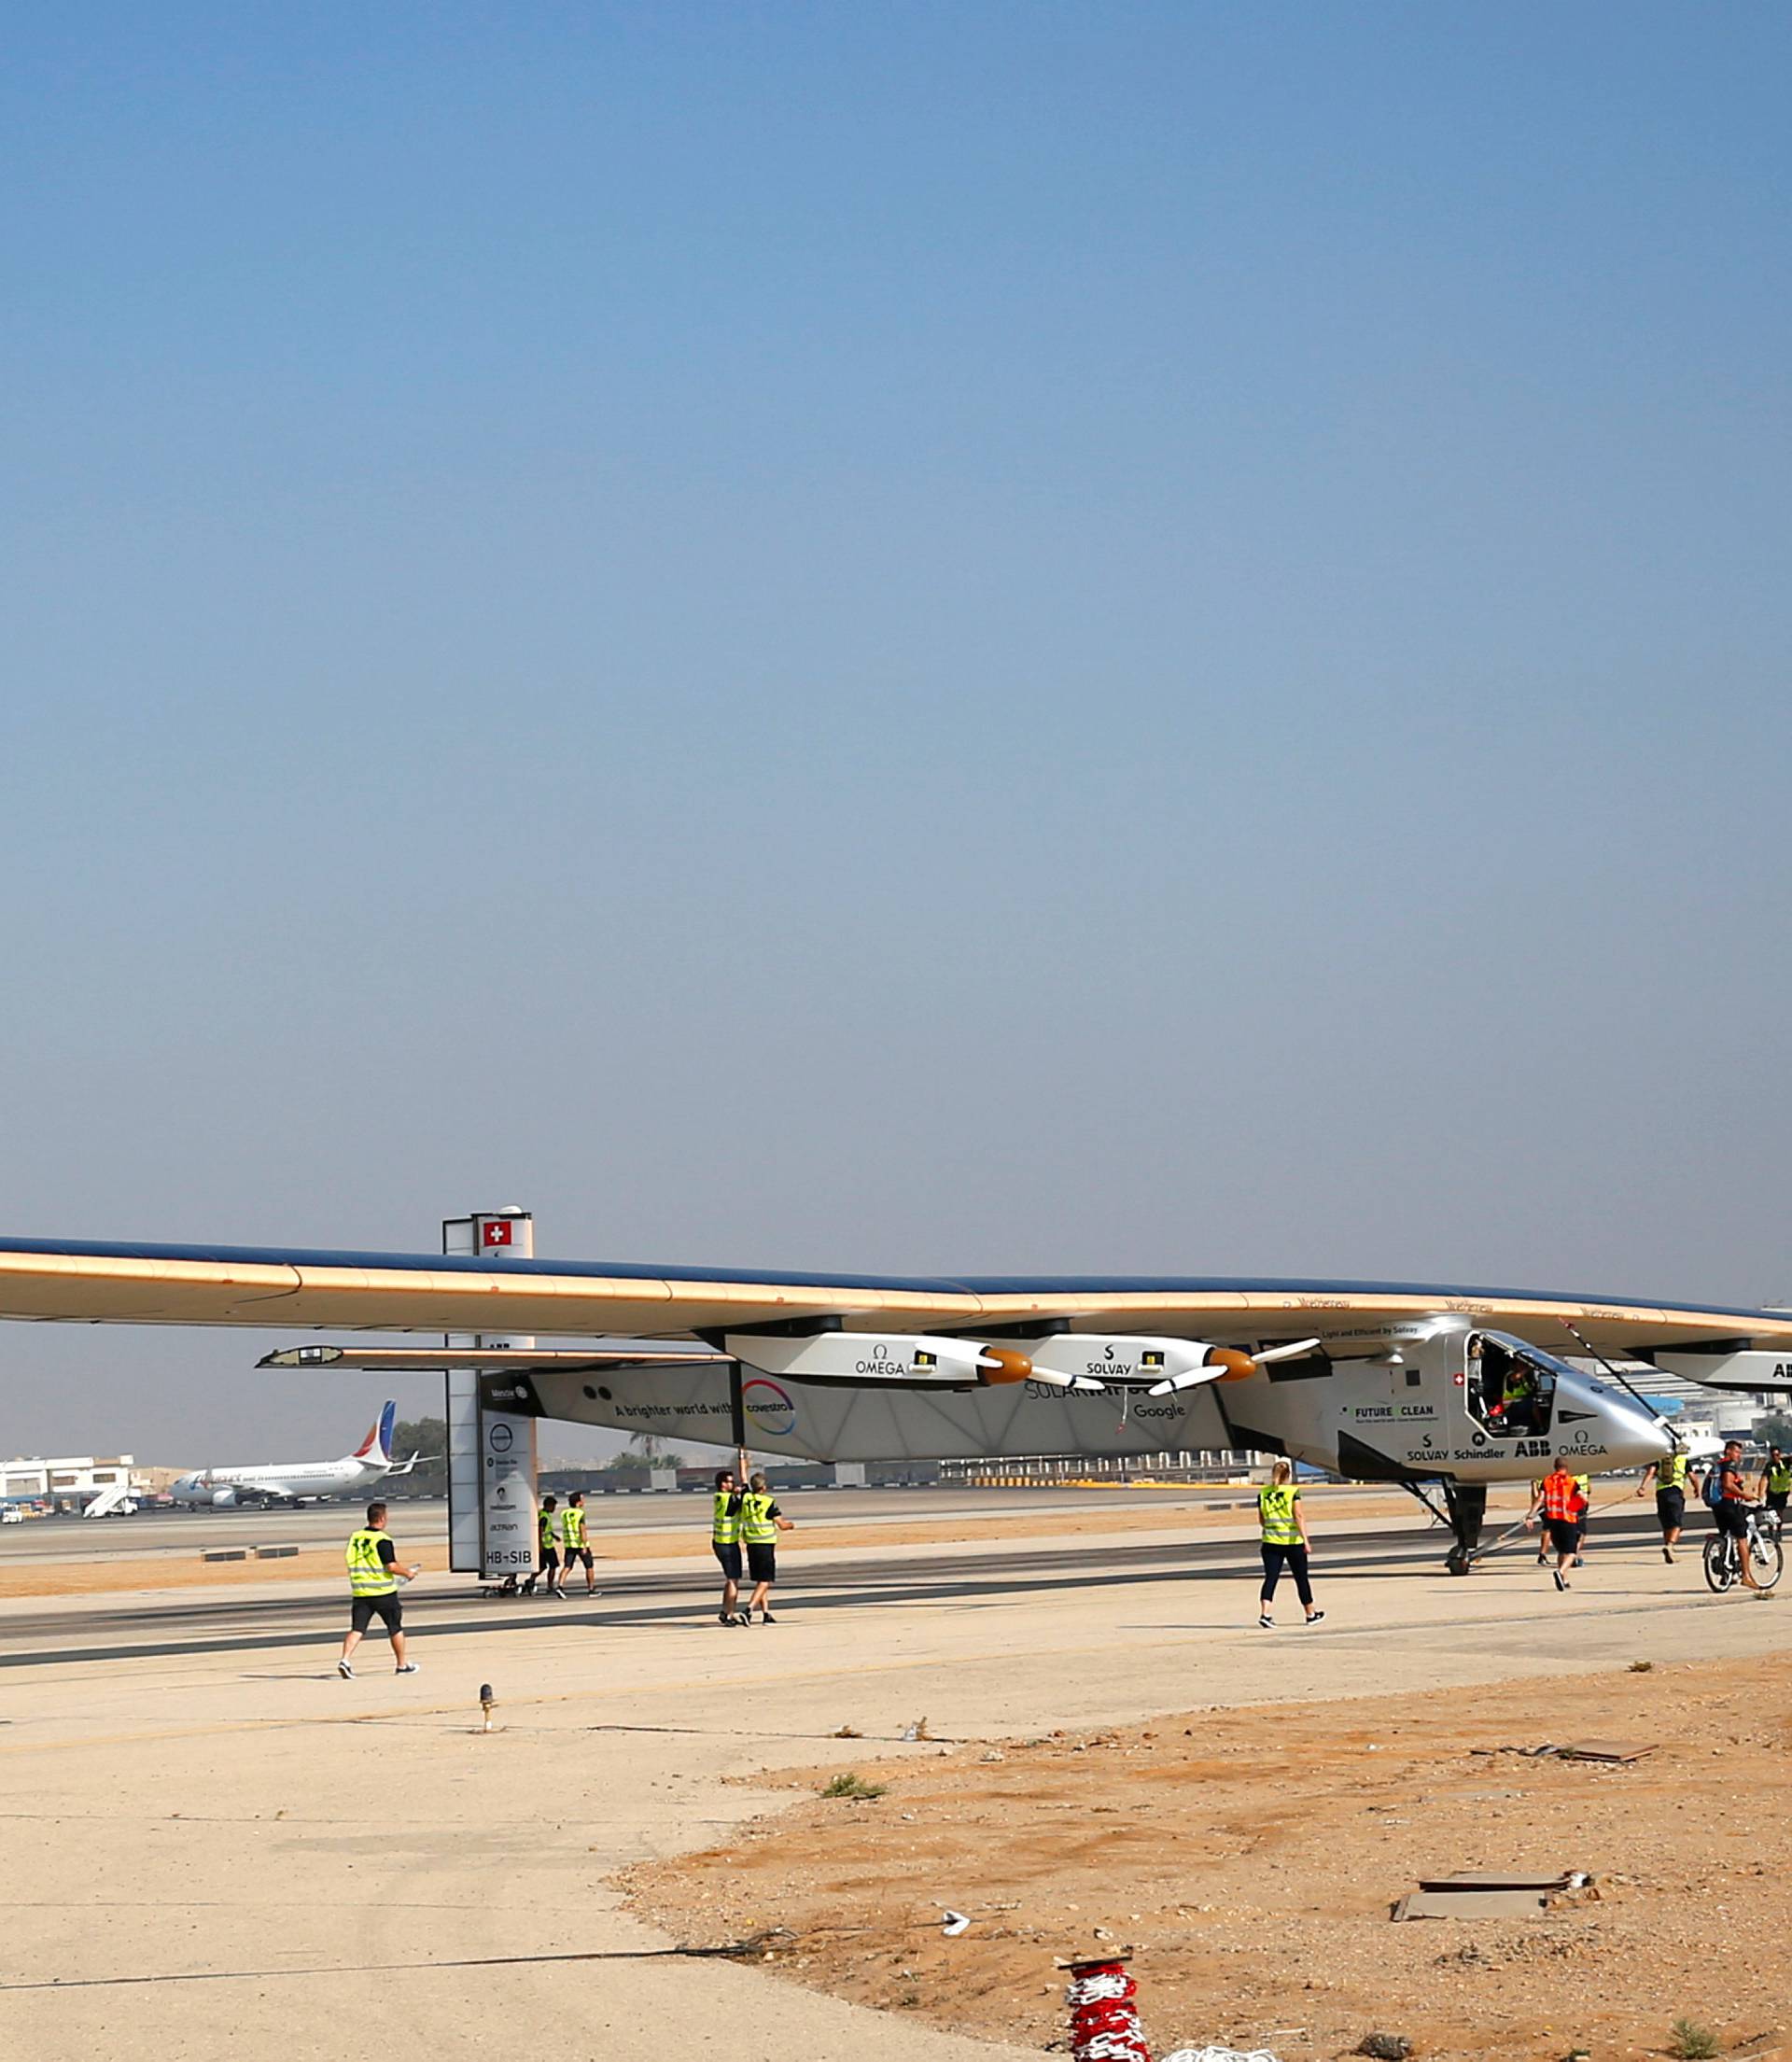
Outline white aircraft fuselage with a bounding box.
[170,1403,406,1508]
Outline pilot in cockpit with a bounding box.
[1470,1336,1541,1437]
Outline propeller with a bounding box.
[1146,1338,1321,1396]
[973,1348,1105,1393]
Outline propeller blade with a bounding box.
[1147,1337,1323,1395]
[1147,1368,1218,1396]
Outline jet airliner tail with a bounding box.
[348,1401,398,1467]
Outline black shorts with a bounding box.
[564,1546,594,1568]
[1768,1492,1789,1515]
[538,1545,560,1569]
[1655,1488,1686,1528]
[349,1592,402,1634]
[1546,1518,1579,1555]
[1715,1500,1750,1539]
[712,1541,742,1579]
[746,1541,777,1585]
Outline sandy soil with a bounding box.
[0,1492,1423,1598]
[626,1652,1792,2062]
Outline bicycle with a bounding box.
[1703,1507,1785,1594]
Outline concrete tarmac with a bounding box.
[0,1484,1248,1565]
[0,1499,1765,2062]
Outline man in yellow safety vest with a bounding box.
[338,1501,421,1678]
[1635,1447,1692,1563]
[1757,1447,1791,1530]
[712,1464,747,1625]
[559,1490,597,1597]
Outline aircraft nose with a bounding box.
[1557,1368,1672,1464]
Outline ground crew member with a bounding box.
[1758,1447,1791,1526]
[1712,1439,1767,1594]
[337,1500,420,1678]
[712,1464,746,1625]
[1525,1463,1581,1591]
[1569,1472,1591,1567]
[739,1471,794,1624]
[1636,1447,1692,1561]
[535,1494,560,1598]
[1255,1459,1323,1629]
[559,1489,597,1596]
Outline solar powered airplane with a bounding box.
[5,1233,1790,1570]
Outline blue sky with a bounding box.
[2,3,1787,1457]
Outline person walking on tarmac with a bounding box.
[739,1471,795,1624]
[1636,1446,1693,1562]
[711,1464,746,1625]
[1526,1463,1582,1591]
[1256,1460,1324,1629]
[338,1501,421,1678]
[1757,1446,1791,1532]
[559,1490,598,1597]
[1569,1473,1591,1568]
[535,1494,561,1599]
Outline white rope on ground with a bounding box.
[1162,2047,1282,2061]
[1066,1971,1135,2005]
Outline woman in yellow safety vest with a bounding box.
[1256,1460,1323,1630]
[738,1470,796,1626]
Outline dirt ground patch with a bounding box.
[625,1650,1792,2061]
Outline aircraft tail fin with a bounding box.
[350,1403,398,1466]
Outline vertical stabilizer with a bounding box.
[350,1403,398,1467]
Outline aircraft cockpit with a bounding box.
[1464,1331,1568,1438]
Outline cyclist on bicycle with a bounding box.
[1713,1440,1767,1594]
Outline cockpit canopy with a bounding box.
[1464,1330,1574,1439]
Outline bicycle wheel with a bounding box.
[1749,1532,1784,1592]
[1703,1534,1734,1592]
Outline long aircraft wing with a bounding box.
[3,1235,1792,1362]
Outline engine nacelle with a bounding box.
[723,1330,1260,1393]
[725,1333,1008,1385]
[208,1487,240,1508]
[995,1335,1252,1389]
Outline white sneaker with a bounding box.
[336,1659,355,1679]
[1258,1613,1275,1629]
[394,1662,419,1675]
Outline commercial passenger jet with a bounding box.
[169,1400,420,1508]
[4,1233,1790,1567]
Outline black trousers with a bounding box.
[1260,1542,1313,1607]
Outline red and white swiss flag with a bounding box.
[482,1220,513,1248]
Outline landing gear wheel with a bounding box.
[1445,1548,1473,1577]
[1703,1535,1735,1593]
